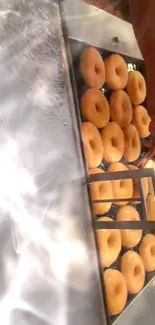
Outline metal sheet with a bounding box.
[0,1,107,325]
[62,0,143,59]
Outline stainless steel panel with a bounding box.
[0,1,106,325]
[62,0,142,59]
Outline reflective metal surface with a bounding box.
[62,0,142,59]
[0,1,107,325]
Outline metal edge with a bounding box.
[62,0,143,59]
[57,2,109,325]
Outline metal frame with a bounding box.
[61,3,155,325]
[88,168,155,230]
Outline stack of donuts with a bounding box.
[81,46,151,169]
[80,46,152,216]
[79,47,155,317]
[96,213,155,317]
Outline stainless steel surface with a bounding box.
[62,1,155,325]
[63,0,143,59]
[117,277,155,325]
[0,1,107,325]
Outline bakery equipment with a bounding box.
[0,1,155,325]
[60,1,155,325]
[67,36,155,325]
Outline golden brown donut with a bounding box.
[82,122,104,168]
[105,54,128,90]
[139,234,155,272]
[103,269,127,316]
[80,47,105,89]
[146,193,155,221]
[144,159,155,195]
[100,122,124,163]
[116,205,142,248]
[123,124,141,162]
[128,165,148,203]
[132,105,151,138]
[127,71,146,105]
[108,162,133,206]
[89,168,113,215]
[81,89,110,128]
[121,251,145,294]
[109,90,132,127]
[97,217,121,267]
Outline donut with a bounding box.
[123,124,141,162]
[103,269,127,316]
[121,251,145,294]
[146,194,155,221]
[97,217,121,267]
[144,159,155,195]
[132,105,151,138]
[116,205,142,248]
[80,47,105,89]
[81,89,110,128]
[109,90,132,127]
[100,122,124,163]
[127,71,146,105]
[105,54,128,90]
[107,163,133,206]
[89,168,113,215]
[139,234,155,271]
[128,165,148,203]
[82,122,104,168]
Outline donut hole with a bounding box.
[107,234,116,248]
[114,284,122,296]
[90,140,95,150]
[120,180,126,188]
[95,65,100,75]
[138,81,142,90]
[115,67,121,76]
[142,116,148,125]
[151,246,155,256]
[111,138,118,148]
[134,265,141,277]
[95,103,102,113]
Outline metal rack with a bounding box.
[61,1,155,325]
[89,168,155,231]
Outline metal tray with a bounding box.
[68,38,155,324]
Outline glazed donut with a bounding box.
[123,124,141,162]
[139,234,155,271]
[132,105,151,138]
[81,89,110,128]
[116,205,142,248]
[89,169,113,215]
[80,47,105,89]
[121,251,145,294]
[128,165,148,203]
[146,194,155,221]
[103,269,127,316]
[82,122,104,168]
[105,54,128,90]
[127,71,146,105]
[108,163,133,206]
[100,122,124,163]
[109,90,132,127]
[97,217,121,267]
